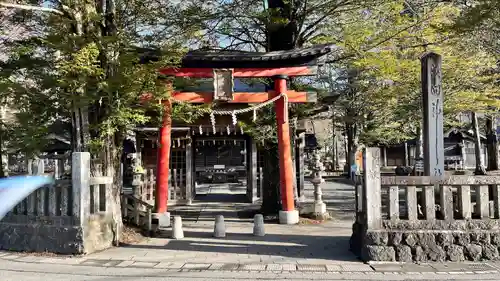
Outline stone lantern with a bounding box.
[309,149,327,216]
[131,156,144,197]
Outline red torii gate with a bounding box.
[147,45,334,224]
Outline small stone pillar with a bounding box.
[171,216,184,239]
[213,215,226,238]
[253,214,265,236]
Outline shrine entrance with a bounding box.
[193,134,248,203]
[139,44,334,226]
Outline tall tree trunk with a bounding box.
[0,106,6,178]
[331,108,338,170]
[486,116,498,171]
[290,117,298,204]
[100,0,122,245]
[260,0,299,215]
[343,118,358,180]
[472,112,486,175]
[261,141,281,215]
[415,126,423,159]
[345,123,358,170]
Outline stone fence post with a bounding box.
[72,152,90,226]
[32,159,45,175]
[363,147,381,229]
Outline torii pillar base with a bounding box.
[279,210,299,225]
[153,212,171,228]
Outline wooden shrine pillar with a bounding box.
[247,136,258,203]
[156,100,172,214]
[274,75,299,224]
[185,135,194,205]
[296,132,305,201]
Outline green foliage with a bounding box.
[324,2,500,146]
[2,0,500,156]
[0,0,209,155]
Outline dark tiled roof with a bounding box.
[139,44,338,68]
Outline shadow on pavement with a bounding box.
[121,230,359,262]
[134,177,361,262]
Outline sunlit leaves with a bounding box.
[328,2,500,146]
[0,0,210,154]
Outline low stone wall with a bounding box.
[352,221,500,262]
[0,215,84,254]
[0,152,117,255]
[0,214,116,254]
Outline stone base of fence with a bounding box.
[0,214,115,255]
[0,152,117,255]
[0,218,84,254]
[352,224,500,262]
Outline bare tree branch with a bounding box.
[0,2,64,15]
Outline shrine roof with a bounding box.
[139,44,337,68]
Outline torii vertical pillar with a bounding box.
[274,75,299,224]
[421,52,444,177]
[154,99,172,227]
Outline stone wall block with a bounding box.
[446,245,465,262]
[417,232,436,247]
[491,233,500,246]
[414,246,427,262]
[471,232,490,245]
[436,232,453,247]
[454,232,470,246]
[425,244,446,262]
[354,229,500,263]
[365,231,388,246]
[465,244,483,261]
[390,232,403,246]
[404,233,417,247]
[395,245,412,262]
[380,231,389,245]
[482,245,499,260]
[362,245,395,261]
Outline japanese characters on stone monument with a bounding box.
[421,52,444,177]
